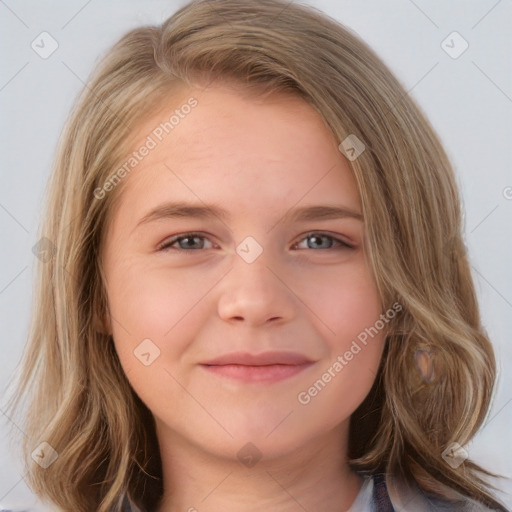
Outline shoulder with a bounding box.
[384,473,502,512]
[121,495,145,512]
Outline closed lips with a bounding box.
[201,351,314,366]
[200,352,315,383]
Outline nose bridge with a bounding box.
[216,240,295,325]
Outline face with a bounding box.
[101,83,387,462]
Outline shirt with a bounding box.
[122,472,499,512]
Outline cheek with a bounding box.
[105,258,237,398]
[294,269,385,426]
[295,258,383,346]
[106,260,207,366]
[295,260,384,396]
[107,259,216,334]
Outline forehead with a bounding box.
[107,85,361,230]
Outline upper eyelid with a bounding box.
[293,232,355,249]
[158,232,214,250]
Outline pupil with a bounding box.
[312,235,325,248]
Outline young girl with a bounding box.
[6,0,509,511]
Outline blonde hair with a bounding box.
[6,0,507,511]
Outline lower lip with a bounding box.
[201,363,313,383]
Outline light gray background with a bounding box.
[1,0,511,510]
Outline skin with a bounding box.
[101,83,387,512]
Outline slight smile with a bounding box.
[200,351,315,383]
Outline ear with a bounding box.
[93,304,113,336]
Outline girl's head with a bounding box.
[9,0,503,511]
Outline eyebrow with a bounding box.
[134,201,363,231]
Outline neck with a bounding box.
[154,422,363,512]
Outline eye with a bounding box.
[158,232,214,251]
[157,231,355,252]
[293,232,354,250]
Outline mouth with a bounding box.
[200,351,315,383]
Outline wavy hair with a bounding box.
[6,0,507,510]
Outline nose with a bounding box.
[216,249,296,327]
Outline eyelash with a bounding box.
[157,231,355,252]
